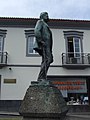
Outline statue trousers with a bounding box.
[37,47,53,81]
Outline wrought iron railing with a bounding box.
[0,52,8,65]
[62,52,90,65]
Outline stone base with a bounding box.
[22,118,67,120]
[19,81,68,119]
[22,117,67,120]
[21,112,67,120]
[22,115,90,120]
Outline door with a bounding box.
[67,37,82,64]
[73,38,82,63]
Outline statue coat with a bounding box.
[34,19,53,56]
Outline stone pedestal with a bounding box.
[19,82,68,120]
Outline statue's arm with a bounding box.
[34,20,43,43]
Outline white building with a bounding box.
[0,17,90,110]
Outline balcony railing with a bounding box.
[0,52,8,68]
[62,52,90,69]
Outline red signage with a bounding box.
[52,81,85,90]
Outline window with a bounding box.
[25,29,38,57]
[63,31,83,64]
[67,37,81,58]
[27,36,36,54]
[0,29,7,52]
[0,29,7,64]
[0,36,3,51]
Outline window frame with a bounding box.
[63,31,84,64]
[0,29,7,52]
[25,29,39,57]
[63,31,83,54]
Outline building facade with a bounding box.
[0,17,90,109]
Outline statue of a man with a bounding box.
[34,12,53,81]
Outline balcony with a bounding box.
[62,52,90,69]
[0,52,8,68]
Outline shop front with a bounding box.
[48,76,89,105]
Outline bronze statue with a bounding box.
[34,12,53,81]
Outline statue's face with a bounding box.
[43,13,49,22]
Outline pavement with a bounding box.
[66,112,90,120]
[0,111,90,119]
[67,112,90,116]
[0,111,90,116]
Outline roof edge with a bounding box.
[0,17,90,23]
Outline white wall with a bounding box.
[1,67,39,100]
[52,29,65,65]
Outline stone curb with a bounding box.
[0,112,20,116]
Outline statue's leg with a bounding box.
[37,55,47,81]
[37,48,53,81]
[46,48,53,65]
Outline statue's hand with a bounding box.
[41,41,46,47]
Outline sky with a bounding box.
[0,0,90,20]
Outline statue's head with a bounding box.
[40,12,49,22]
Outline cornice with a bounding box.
[0,17,90,29]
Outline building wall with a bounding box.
[83,30,90,52]
[1,67,39,100]
[0,27,90,100]
[4,27,41,64]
